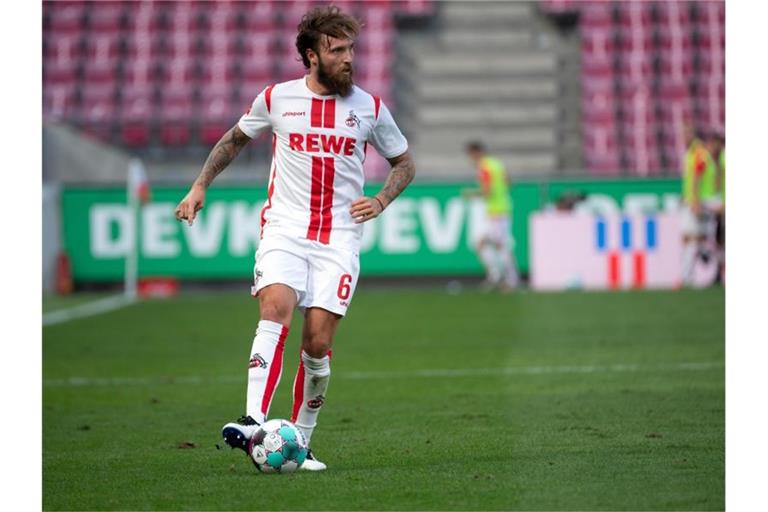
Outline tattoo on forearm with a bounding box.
[194,126,251,188]
[379,155,416,206]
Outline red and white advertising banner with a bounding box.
[530,211,715,290]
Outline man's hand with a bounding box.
[691,201,701,217]
[175,184,206,226]
[350,195,386,224]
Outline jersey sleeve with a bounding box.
[237,87,272,138]
[369,100,409,159]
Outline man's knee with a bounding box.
[302,333,332,359]
[258,285,296,325]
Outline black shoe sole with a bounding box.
[222,427,249,452]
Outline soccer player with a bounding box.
[680,125,718,286]
[463,141,518,291]
[174,6,415,471]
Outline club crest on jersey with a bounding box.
[345,110,360,128]
[249,353,268,369]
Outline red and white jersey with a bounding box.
[238,77,408,250]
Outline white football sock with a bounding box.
[500,248,519,287]
[291,350,331,445]
[681,242,697,285]
[246,320,289,424]
[478,244,501,283]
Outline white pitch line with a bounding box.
[42,361,723,388]
[43,295,137,327]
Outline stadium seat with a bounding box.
[579,2,613,29]
[86,2,125,33]
[241,1,278,32]
[200,96,239,146]
[583,123,621,175]
[119,91,154,148]
[43,61,78,86]
[45,1,86,33]
[43,83,78,121]
[581,27,615,59]
[539,0,580,15]
[77,83,118,143]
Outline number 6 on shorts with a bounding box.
[337,274,352,300]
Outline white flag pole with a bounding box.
[125,158,145,301]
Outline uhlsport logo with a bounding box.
[345,110,360,128]
[595,216,657,289]
[249,353,268,369]
[307,395,325,409]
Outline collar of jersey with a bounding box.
[302,75,342,99]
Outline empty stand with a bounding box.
[576,0,724,175]
[42,0,431,179]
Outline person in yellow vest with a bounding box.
[464,141,518,291]
[708,131,725,283]
[680,125,719,286]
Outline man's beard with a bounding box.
[317,58,354,97]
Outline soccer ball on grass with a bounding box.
[247,419,308,473]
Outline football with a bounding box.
[247,419,308,473]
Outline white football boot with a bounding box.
[300,449,327,471]
[221,415,260,452]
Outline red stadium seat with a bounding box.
[539,0,580,15]
[78,83,118,143]
[583,123,620,175]
[280,1,316,30]
[86,2,125,33]
[615,1,652,30]
[119,89,154,147]
[44,83,78,121]
[43,61,78,85]
[84,33,122,64]
[582,91,616,124]
[200,96,239,146]
[398,0,435,16]
[582,27,615,58]
[82,61,119,85]
[655,0,691,25]
[45,1,86,33]
[241,1,278,32]
[159,124,191,146]
[237,80,270,110]
[580,2,612,29]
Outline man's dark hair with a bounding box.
[296,6,361,69]
[709,130,725,144]
[465,140,486,153]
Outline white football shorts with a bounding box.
[251,231,360,317]
[480,214,514,251]
[680,199,721,237]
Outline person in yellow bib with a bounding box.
[680,126,719,286]
[709,131,725,284]
[464,141,518,291]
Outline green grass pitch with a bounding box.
[43,287,724,510]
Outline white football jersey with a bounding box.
[238,77,408,250]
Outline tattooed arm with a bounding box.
[350,150,416,224]
[175,125,251,225]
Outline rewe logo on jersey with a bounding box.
[288,132,357,156]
